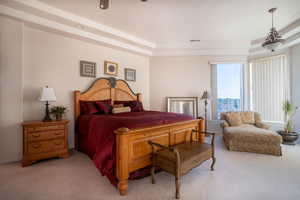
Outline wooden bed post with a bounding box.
[137,93,142,102]
[115,128,130,195]
[74,90,81,150]
[199,119,205,143]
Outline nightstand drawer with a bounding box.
[28,139,65,154]
[26,125,65,133]
[27,130,65,141]
[22,120,69,167]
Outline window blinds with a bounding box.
[249,55,289,122]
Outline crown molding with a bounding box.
[6,0,156,49]
[0,5,153,56]
[153,48,249,56]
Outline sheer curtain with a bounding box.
[249,55,289,123]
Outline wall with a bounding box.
[0,17,23,163]
[23,26,150,148]
[0,16,150,163]
[150,56,211,118]
[150,56,247,117]
[290,43,300,132]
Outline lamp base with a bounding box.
[43,101,52,122]
[43,116,52,122]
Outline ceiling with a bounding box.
[1,0,299,56]
[38,0,300,47]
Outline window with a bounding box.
[211,63,245,119]
[249,55,289,123]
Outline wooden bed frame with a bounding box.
[74,77,205,195]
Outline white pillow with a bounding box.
[112,106,131,114]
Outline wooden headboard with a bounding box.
[74,77,142,120]
[74,77,141,149]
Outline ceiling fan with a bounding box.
[99,0,147,10]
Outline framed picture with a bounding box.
[167,97,198,118]
[104,61,118,76]
[80,60,96,78]
[125,68,136,82]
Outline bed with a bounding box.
[74,77,205,195]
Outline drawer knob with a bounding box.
[54,141,63,145]
[32,143,41,148]
[32,133,40,138]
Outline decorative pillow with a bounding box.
[225,112,242,126]
[80,101,98,115]
[113,104,124,108]
[95,101,112,114]
[126,101,144,112]
[112,106,131,114]
[254,112,262,123]
[241,111,255,124]
[114,101,144,112]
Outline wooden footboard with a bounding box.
[114,119,204,195]
[74,78,205,195]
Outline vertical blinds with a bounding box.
[250,55,289,122]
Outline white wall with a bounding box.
[150,56,247,118]
[290,43,300,132]
[0,16,150,163]
[150,56,211,118]
[0,17,23,163]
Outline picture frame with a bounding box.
[124,68,136,82]
[80,60,96,78]
[166,97,198,118]
[104,61,118,76]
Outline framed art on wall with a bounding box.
[104,61,118,76]
[80,60,96,78]
[125,68,136,82]
[167,97,198,118]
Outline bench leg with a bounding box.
[211,157,216,171]
[175,177,181,199]
[151,165,156,184]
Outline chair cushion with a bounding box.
[224,125,282,144]
[155,142,213,175]
[225,112,243,126]
[241,111,255,124]
[157,142,211,161]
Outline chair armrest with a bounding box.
[192,130,215,146]
[148,141,181,164]
[200,131,215,146]
[148,141,175,152]
[220,121,229,128]
[255,122,270,130]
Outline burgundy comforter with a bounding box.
[77,111,194,186]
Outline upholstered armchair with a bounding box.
[220,111,282,156]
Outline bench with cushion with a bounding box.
[148,130,216,199]
[221,111,282,156]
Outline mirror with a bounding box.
[167,97,198,118]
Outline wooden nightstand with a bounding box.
[22,120,69,167]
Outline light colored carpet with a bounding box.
[0,136,300,200]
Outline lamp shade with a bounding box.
[39,86,56,102]
[201,91,209,100]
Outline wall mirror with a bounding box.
[167,97,198,118]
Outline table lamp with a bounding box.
[39,86,56,122]
[201,91,209,132]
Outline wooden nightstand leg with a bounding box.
[22,160,35,167]
[59,151,70,159]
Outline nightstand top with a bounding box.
[22,120,69,126]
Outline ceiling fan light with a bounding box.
[262,8,285,52]
[99,0,109,9]
[262,41,284,52]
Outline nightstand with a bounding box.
[22,120,69,167]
